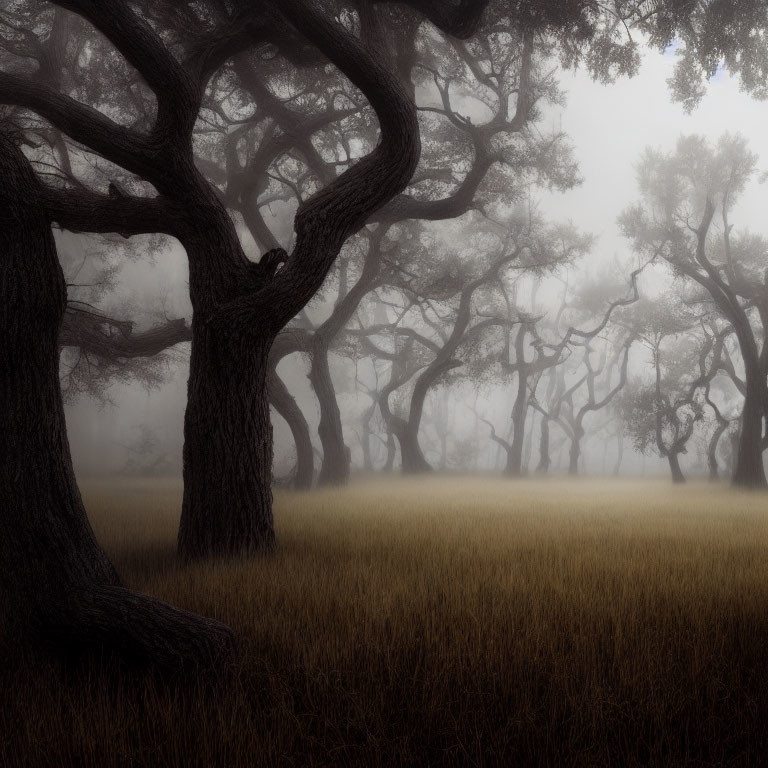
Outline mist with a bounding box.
[5,2,768,765]
[63,43,768,485]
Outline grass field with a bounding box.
[4,476,768,766]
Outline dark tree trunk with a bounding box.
[505,371,528,476]
[0,134,232,666]
[179,324,275,559]
[708,422,727,481]
[383,430,397,472]
[310,338,350,486]
[399,374,434,474]
[268,369,314,490]
[668,451,686,484]
[568,434,581,476]
[396,423,433,474]
[176,180,283,561]
[732,375,766,488]
[535,416,551,474]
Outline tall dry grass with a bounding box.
[3,476,768,766]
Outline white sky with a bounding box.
[541,46,768,263]
[67,43,768,475]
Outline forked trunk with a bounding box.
[0,134,232,665]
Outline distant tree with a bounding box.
[351,209,585,473]
[622,134,768,487]
[620,295,735,483]
[637,0,768,111]
[264,11,581,487]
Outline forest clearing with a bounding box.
[4,476,768,767]
[5,2,768,765]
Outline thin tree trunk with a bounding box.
[536,416,551,474]
[568,434,581,476]
[522,409,534,474]
[506,371,528,476]
[399,374,434,474]
[310,339,350,486]
[707,421,727,480]
[668,451,686,484]
[361,422,373,471]
[506,326,531,476]
[383,430,396,472]
[268,369,313,490]
[0,133,232,666]
[360,401,377,472]
[732,374,766,488]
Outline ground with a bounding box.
[3,476,768,766]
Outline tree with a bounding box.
[637,0,768,111]
[622,134,768,488]
[0,128,232,665]
[351,210,582,473]
[263,11,579,485]
[0,0,497,559]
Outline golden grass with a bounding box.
[4,476,768,766]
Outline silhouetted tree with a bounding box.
[622,134,768,487]
[0,129,232,665]
[0,0,494,558]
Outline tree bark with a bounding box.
[179,320,276,558]
[0,133,232,666]
[383,430,397,472]
[732,370,766,488]
[505,370,528,476]
[568,429,582,476]
[536,415,551,474]
[396,367,436,474]
[707,422,727,480]
[310,338,350,486]
[268,369,314,490]
[667,451,686,484]
[395,422,433,474]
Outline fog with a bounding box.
[11,5,768,762]
[63,43,768,484]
